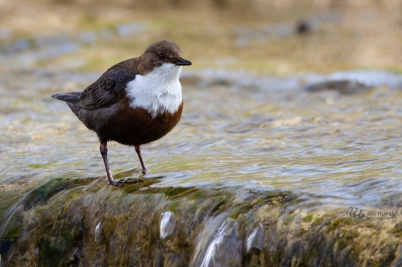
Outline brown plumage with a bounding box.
[52,40,191,185]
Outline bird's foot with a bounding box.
[116,178,143,184]
[105,168,148,186]
[141,168,148,175]
[105,170,119,186]
[107,178,119,186]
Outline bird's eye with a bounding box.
[158,54,167,60]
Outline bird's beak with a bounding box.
[175,57,192,66]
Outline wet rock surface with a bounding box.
[160,211,176,239]
[246,223,264,252]
[197,218,242,267]
[0,178,401,266]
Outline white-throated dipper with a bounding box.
[52,40,192,185]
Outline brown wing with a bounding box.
[78,69,136,110]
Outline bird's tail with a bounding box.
[52,92,81,117]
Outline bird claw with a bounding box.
[108,179,119,186]
[106,167,147,186]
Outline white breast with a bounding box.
[126,63,182,118]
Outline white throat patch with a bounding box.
[126,63,182,117]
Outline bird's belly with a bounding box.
[108,103,183,146]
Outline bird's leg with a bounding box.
[134,145,148,174]
[100,142,118,185]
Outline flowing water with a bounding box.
[1,65,402,209]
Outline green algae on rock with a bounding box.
[1,177,402,267]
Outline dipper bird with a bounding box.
[52,40,191,185]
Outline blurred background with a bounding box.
[1,0,402,74]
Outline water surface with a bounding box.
[1,65,402,210]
